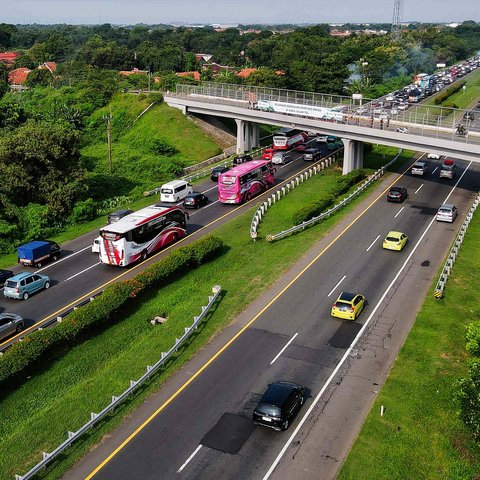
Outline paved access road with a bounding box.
[67,156,479,480]
[0,140,330,350]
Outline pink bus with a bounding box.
[218,160,275,204]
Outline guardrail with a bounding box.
[250,149,343,239]
[15,285,222,480]
[434,192,480,298]
[143,144,270,196]
[0,292,104,354]
[265,150,403,242]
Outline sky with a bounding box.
[2,0,479,25]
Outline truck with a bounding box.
[17,240,61,267]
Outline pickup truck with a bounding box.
[17,240,61,268]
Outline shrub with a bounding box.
[69,198,97,224]
[434,81,466,105]
[455,359,480,440]
[0,235,224,386]
[291,169,367,225]
[466,321,480,357]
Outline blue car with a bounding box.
[3,272,51,300]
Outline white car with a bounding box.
[427,153,440,159]
[92,237,101,253]
[271,151,293,165]
[396,127,409,134]
[436,204,458,223]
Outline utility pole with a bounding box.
[391,0,404,42]
[104,110,113,173]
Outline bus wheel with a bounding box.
[172,233,178,243]
[140,250,147,261]
[245,193,252,202]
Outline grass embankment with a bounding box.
[416,68,480,120]
[259,146,413,237]
[338,212,480,479]
[0,146,406,479]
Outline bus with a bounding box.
[218,160,275,204]
[273,129,308,150]
[98,204,188,267]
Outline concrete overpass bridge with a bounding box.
[165,82,480,173]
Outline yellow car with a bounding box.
[383,231,408,251]
[331,292,366,320]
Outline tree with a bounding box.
[0,23,17,49]
[245,68,285,88]
[24,68,53,88]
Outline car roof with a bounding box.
[386,230,404,237]
[161,180,190,188]
[260,381,298,406]
[338,291,357,302]
[439,204,455,209]
[212,165,228,171]
[186,192,202,197]
[413,161,426,166]
[389,185,405,190]
[8,272,35,281]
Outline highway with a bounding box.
[0,140,334,350]
[64,156,479,479]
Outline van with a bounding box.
[160,180,193,203]
[107,209,134,224]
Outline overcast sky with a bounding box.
[2,0,479,25]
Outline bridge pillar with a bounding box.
[236,120,259,153]
[235,119,246,154]
[342,139,364,174]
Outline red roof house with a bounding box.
[8,68,31,85]
[176,71,201,81]
[38,62,57,73]
[237,68,257,78]
[0,51,19,67]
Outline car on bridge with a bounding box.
[383,231,408,251]
[331,292,366,320]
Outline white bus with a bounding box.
[98,204,188,267]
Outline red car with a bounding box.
[295,142,308,152]
[262,148,275,160]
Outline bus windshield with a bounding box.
[221,175,236,185]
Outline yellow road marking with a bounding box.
[0,156,335,349]
[85,158,415,478]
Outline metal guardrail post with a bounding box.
[434,191,480,299]
[15,286,222,480]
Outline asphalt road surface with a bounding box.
[63,156,480,480]
[0,139,331,350]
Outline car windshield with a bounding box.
[255,403,280,417]
[5,280,17,288]
[386,236,399,242]
[439,208,452,214]
[161,188,173,194]
[413,163,424,168]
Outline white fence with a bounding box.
[265,150,403,242]
[434,191,480,298]
[15,285,222,480]
[250,148,343,239]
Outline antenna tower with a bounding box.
[391,0,403,41]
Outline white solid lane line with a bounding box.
[36,245,93,274]
[262,160,473,480]
[366,234,381,252]
[394,206,405,218]
[327,275,346,297]
[270,333,299,365]
[64,262,101,282]
[432,167,438,174]
[415,184,424,194]
[177,445,202,473]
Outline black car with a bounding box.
[386,186,408,203]
[463,111,474,121]
[233,154,253,165]
[253,381,305,431]
[183,192,208,209]
[210,165,229,182]
[107,209,134,224]
[0,269,14,287]
[303,147,322,161]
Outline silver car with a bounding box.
[411,161,427,175]
[0,313,24,341]
[436,204,458,223]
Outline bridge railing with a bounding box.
[170,83,480,145]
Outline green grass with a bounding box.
[259,146,414,237]
[0,152,401,480]
[415,68,480,120]
[338,212,480,479]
